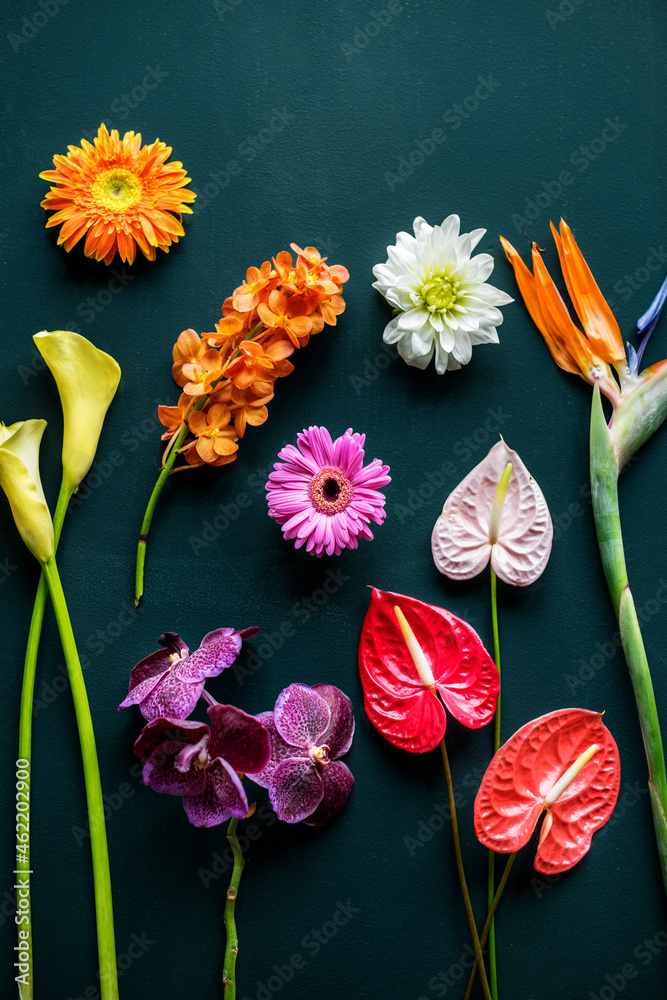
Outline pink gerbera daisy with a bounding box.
[266,426,391,556]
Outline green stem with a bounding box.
[16,482,71,1000]
[222,817,246,998]
[465,853,516,1000]
[486,566,502,1000]
[439,739,492,1000]
[42,557,119,1000]
[590,384,667,895]
[134,396,206,605]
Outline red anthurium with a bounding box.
[358,588,499,753]
[474,708,620,873]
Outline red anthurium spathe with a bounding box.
[474,708,620,873]
[431,439,553,586]
[358,588,499,753]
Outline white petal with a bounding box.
[413,216,433,242]
[469,326,500,345]
[433,338,450,374]
[397,307,430,332]
[397,336,434,369]
[437,214,460,244]
[451,331,473,365]
[437,325,456,352]
[468,228,486,251]
[382,317,403,344]
[470,253,495,281]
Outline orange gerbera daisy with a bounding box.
[39,124,196,266]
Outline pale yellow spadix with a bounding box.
[393,605,436,689]
[0,420,54,563]
[488,462,513,545]
[545,743,599,806]
[33,331,121,495]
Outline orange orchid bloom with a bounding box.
[172,329,207,387]
[209,382,273,437]
[257,289,314,348]
[158,392,192,441]
[232,261,277,313]
[187,403,239,465]
[181,349,224,397]
[223,338,294,396]
[500,220,625,406]
[203,314,245,349]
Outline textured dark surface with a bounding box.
[1,1,667,997]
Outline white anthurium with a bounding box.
[33,330,121,495]
[431,439,553,586]
[0,419,54,563]
[372,215,513,374]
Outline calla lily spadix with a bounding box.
[502,218,667,898]
[0,419,54,564]
[34,330,121,496]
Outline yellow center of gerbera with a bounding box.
[421,271,462,314]
[91,168,143,211]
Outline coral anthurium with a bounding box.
[431,439,552,586]
[358,588,499,753]
[475,709,620,873]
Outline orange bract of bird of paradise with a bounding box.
[39,124,196,266]
[500,220,625,406]
[159,244,349,469]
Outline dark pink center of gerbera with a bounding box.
[309,467,353,514]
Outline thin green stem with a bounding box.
[439,739,492,1000]
[465,853,516,1000]
[487,565,502,1000]
[16,482,71,1000]
[42,557,118,1000]
[222,817,246,998]
[590,385,667,895]
[134,395,206,605]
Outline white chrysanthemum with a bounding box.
[372,215,513,374]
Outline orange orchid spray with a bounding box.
[135,244,349,604]
[501,220,667,896]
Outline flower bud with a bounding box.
[0,420,54,563]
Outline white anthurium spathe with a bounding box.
[0,419,54,563]
[33,330,121,495]
[372,215,513,374]
[431,439,553,586]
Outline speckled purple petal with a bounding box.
[246,713,300,789]
[139,671,205,722]
[273,683,331,750]
[134,717,210,761]
[311,684,355,759]
[143,742,207,796]
[208,705,271,774]
[175,628,249,682]
[302,761,355,826]
[183,758,248,827]
[269,757,324,823]
[118,649,171,710]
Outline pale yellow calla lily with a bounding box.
[0,420,54,563]
[33,331,121,494]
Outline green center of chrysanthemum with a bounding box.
[421,271,462,314]
[310,467,353,514]
[91,168,143,211]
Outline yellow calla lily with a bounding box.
[33,330,121,494]
[0,419,54,563]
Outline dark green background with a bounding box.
[1,1,666,997]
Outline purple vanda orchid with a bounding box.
[134,705,270,827]
[250,683,355,825]
[119,627,258,721]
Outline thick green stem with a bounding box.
[465,853,516,1000]
[222,817,246,998]
[439,739,492,1000]
[134,396,206,605]
[486,566,502,1000]
[16,482,71,1000]
[42,558,119,1000]
[590,384,667,895]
